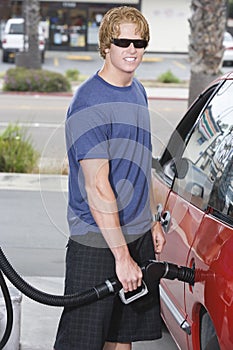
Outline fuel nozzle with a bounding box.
[104,260,195,305]
[162,261,195,285]
[142,260,195,289]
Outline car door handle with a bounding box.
[154,203,163,222]
[154,204,171,233]
[161,211,171,233]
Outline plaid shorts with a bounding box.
[54,231,162,350]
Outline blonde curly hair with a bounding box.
[99,6,150,59]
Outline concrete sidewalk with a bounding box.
[146,86,188,100]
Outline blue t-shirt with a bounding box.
[66,72,152,238]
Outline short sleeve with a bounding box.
[66,107,110,162]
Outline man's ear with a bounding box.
[104,48,110,54]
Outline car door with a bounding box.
[151,81,223,349]
[182,80,233,350]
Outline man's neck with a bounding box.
[98,64,134,87]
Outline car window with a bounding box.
[156,85,217,186]
[173,80,233,224]
[9,23,24,34]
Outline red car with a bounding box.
[152,72,233,349]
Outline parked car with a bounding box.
[2,18,45,63]
[151,72,233,349]
[222,31,233,66]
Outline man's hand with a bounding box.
[151,221,166,254]
[114,252,143,292]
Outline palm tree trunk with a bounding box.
[24,0,41,69]
[188,0,227,106]
[16,0,41,69]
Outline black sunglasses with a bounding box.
[111,38,148,49]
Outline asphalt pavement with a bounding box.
[0,52,186,350]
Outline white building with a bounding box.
[142,0,191,52]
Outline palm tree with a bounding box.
[188,0,227,106]
[25,0,41,69]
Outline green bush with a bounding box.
[0,124,39,173]
[65,68,80,81]
[3,67,71,92]
[157,70,181,84]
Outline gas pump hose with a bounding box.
[0,246,195,349]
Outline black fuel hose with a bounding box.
[0,270,13,350]
[0,248,121,307]
[0,247,195,349]
[0,246,121,350]
[0,247,195,307]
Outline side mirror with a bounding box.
[152,157,162,172]
[174,158,189,179]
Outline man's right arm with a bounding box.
[80,158,142,292]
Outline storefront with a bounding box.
[1,0,191,53]
[40,1,140,51]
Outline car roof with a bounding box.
[7,18,24,24]
[208,71,233,88]
[224,31,233,41]
[219,71,233,80]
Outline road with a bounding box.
[0,93,188,173]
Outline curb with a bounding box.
[0,172,68,192]
[0,90,73,97]
[0,79,189,101]
[0,88,189,101]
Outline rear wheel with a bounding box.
[200,311,220,350]
[205,335,220,350]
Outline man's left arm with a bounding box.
[151,221,166,254]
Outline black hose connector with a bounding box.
[143,260,195,288]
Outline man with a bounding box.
[54,6,165,350]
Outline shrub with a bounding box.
[157,70,181,84]
[3,67,71,92]
[0,124,39,173]
[65,68,80,81]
